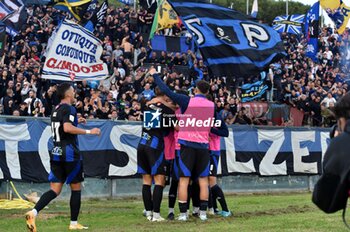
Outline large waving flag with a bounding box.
[251,0,258,18]
[0,0,27,37]
[150,0,180,39]
[0,2,14,22]
[167,0,286,77]
[84,0,108,32]
[54,0,93,22]
[273,14,305,35]
[42,19,109,81]
[241,72,268,102]
[305,2,319,61]
[320,0,350,35]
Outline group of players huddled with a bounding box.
[137,67,231,222]
[24,67,231,232]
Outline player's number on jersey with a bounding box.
[51,122,61,143]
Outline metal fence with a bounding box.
[0,175,319,200]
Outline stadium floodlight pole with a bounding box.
[246,0,249,15]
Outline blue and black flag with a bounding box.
[241,72,268,102]
[167,0,286,77]
[151,35,194,55]
[0,0,27,37]
[305,2,319,62]
[84,0,108,32]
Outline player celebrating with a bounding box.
[137,88,175,222]
[25,83,101,232]
[150,67,226,221]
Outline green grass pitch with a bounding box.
[0,192,347,231]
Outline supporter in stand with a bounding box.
[0,4,348,128]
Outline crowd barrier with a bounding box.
[0,116,330,183]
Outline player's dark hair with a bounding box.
[196,80,210,94]
[155,86,164,96]
[333,92,350,119]
[57,83,72,100]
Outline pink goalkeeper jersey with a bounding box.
[164,130,175,160]
[174,130,180,150]
[177,95,215,144]
[209,132,220,152]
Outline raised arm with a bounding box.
[149,68,190,113]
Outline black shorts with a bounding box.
[137,144,167,176]
[178,145,210,178]
[166,150,181,182]
[48,160,84,184]
[209,151,220,177]
[173,150,180,180]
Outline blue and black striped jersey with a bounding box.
[50,103,80,162]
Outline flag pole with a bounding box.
[286,0,288,15]
[320,6,324,28]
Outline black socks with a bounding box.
[211,184,229,212]
[142,184,153,211]
[70,190,81,221]
[153,185,164,213]
[34,190,57,213]
[168,179,178,208]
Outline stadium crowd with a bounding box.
[0,3,348,128]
